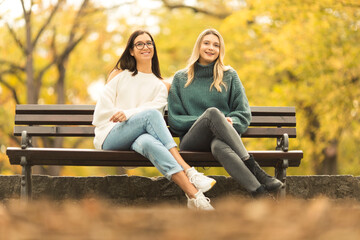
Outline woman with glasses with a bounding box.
[92,30,215,210]
[168,29,283,198]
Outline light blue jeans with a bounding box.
[102,109,183,180]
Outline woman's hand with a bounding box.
[110,111,127,122]
[226,117,233,126]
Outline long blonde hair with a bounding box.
[185,28,229,92]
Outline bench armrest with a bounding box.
[276,133,289,152]
[21,130,32,149]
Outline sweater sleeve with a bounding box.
[226,70,252,134]
[92,77,119,127]
[123,84,168,119]
[168,72,198,136]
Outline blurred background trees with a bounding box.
[0,0,359,177]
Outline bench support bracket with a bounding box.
[275,159,288,198]
[20,156,32,201]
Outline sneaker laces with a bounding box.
[188,171,205,185]
[194,196,212,208]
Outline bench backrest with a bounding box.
[14,104,296,138]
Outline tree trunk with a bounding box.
[46,60,68,176]
[56,61,66,104]
[25,9,35,104]
[316,140,339,175]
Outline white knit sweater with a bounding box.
[92,70,168,149]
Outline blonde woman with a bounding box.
[168,29,283,197]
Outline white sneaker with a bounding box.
[187,191,215,210]
[186,167,216,193]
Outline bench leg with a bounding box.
[20,156,32,201]
[275,159,288,199]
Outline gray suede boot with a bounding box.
[251,185,273,199]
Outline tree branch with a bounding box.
[341,1,360,8]
[82,1,134,14]
[161,0,231,19]
[53,0,90,66]
[33,27,57,84]
[32,0,65,47]
[0,67,25,84]
[20,0,28,17]
[0,60,25,72]
[68,0,89,43]
[36,61,56,86]
[0,75,20,104]
[62,33,88,62]
[5,23,26,55]
[8,133,21,147]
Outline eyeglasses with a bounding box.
[134,41,154,50]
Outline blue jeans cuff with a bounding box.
[164,165,184,180]
[165,142,178,150]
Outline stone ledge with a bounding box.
[0,175,359,203]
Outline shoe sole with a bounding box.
[200,179,216,193]
[266,181,284,192]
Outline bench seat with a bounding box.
[7,147,302,167]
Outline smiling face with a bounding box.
[130,33,154,62]
[198,34,220,65]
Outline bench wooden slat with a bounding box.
[16,105,296,116]
[250,116,296,126]
[14,126,297,138]
[14,126,95,136]
[15,114,93,125]
[6,147,302,167]
[16,104,94,114]
[250,106,295,116]
[14,114,296,127]
[243,128,296,138]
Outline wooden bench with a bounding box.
[6,104,303,200]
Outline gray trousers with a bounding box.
[180,107,261,192]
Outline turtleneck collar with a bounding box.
[194,61,215,79]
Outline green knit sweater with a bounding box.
[168,62,252,138]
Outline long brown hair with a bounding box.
[113,30,162,79]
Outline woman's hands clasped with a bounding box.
[110,111,127,122]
